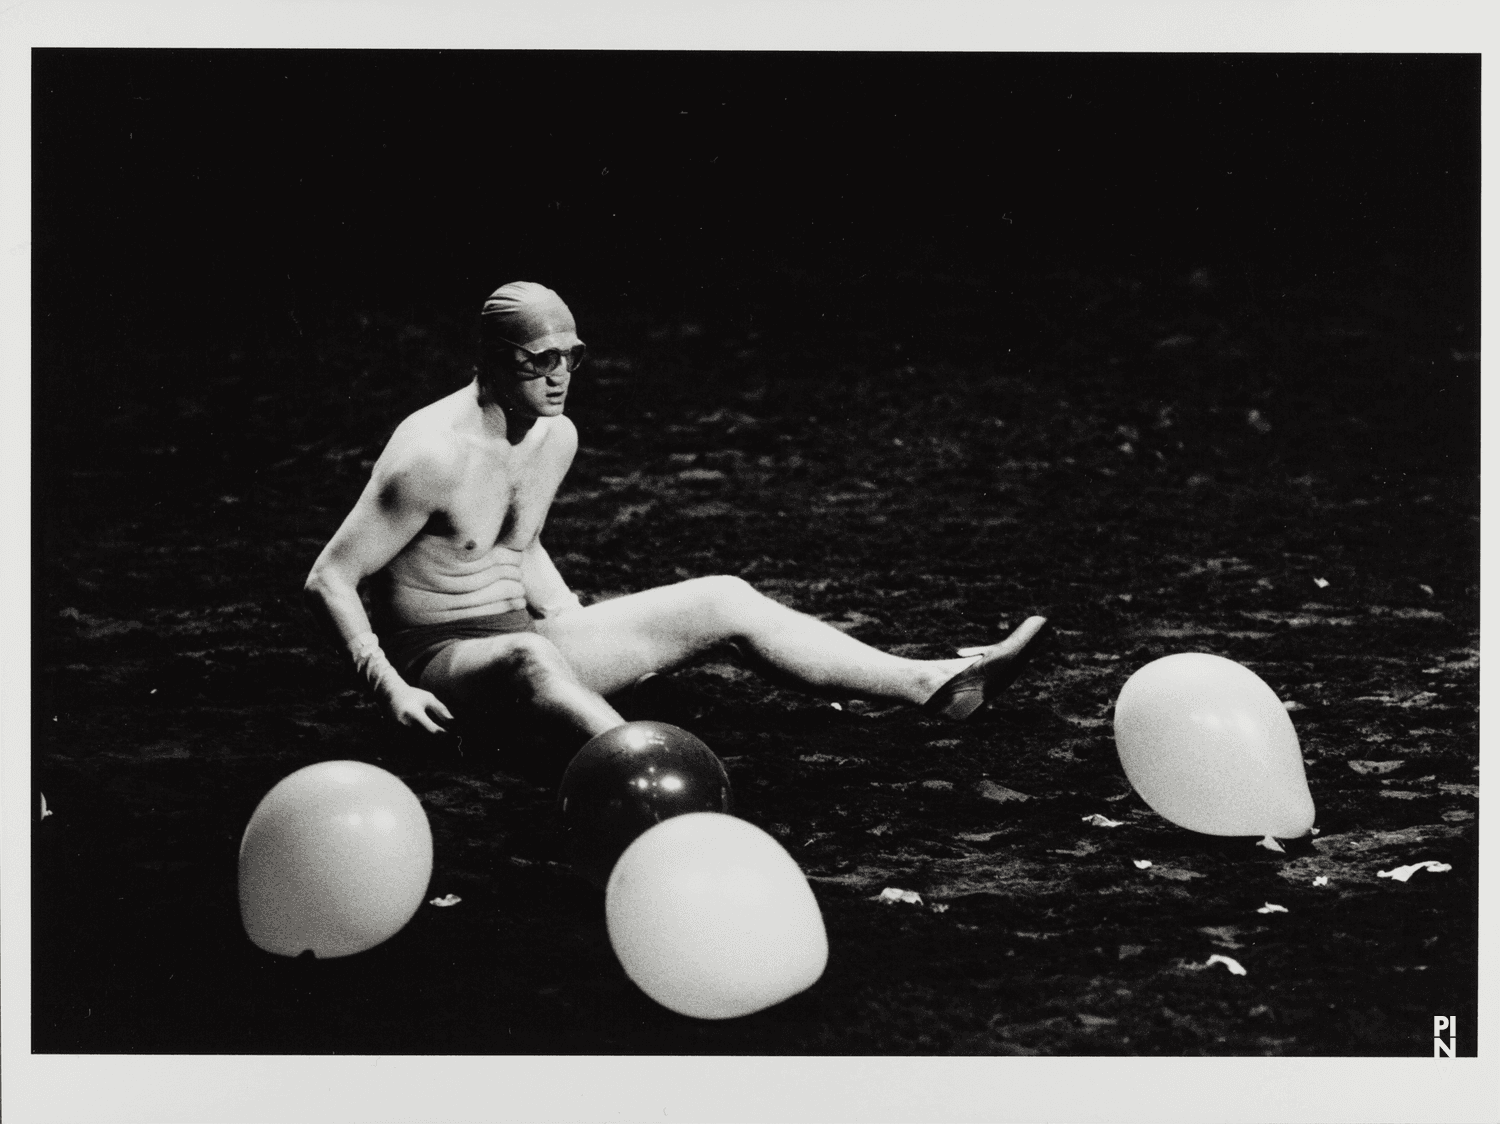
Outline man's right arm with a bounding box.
[304,445,454,734]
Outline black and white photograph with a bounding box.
[5,4,1495,1122]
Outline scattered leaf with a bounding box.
[40,793,52,820]
[429,894,462,908]
[1082,813,1125,828]
[1206,954,1247,976]
[1133,859,1153,870]
[1313,577,1330,589]
[1377,861,1452,883]
[876,887,924,906]
[1348,759,1404,776]
[1313,876,1330,887]
[1257,903,1289,914]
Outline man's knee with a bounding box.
[691,574,758,602]
[504,632,575,685]
[683,574,772,631]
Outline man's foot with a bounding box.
[921,616,1052,720]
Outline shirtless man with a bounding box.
[304,281,1050,744]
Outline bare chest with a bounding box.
[422,444,560,557]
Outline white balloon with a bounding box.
[1114,653,1316,839]
[605,812,828,1020]
[238,760,433,958]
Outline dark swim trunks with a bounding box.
[383,609,538,685]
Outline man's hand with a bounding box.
[383,684,455,734]
[532,592,584,619]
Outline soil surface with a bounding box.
[33,252,1479,1056]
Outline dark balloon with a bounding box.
[558,722,734,887]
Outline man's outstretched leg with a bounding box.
[535,576,1049,718]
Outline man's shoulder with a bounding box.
[541,413,579,451]
[376,399,469,484]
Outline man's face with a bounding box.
[492,347,573,419]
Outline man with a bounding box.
[304,281,1049,743]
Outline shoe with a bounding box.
[921,616,1052,720]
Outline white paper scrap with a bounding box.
[1206,954,1248,976]
[1257,835,1286,853]
[1083,814,1125,828]
[1133,859,1153,869]
[1257,903,1289,914]
[1313,876,1330,887]
[1377,861,1453,883]
[429,894,462,907]
[877,887,924,906]
[931,903,949,914]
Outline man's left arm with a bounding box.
[522,539,583,618]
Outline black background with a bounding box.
[34,51,1478,381]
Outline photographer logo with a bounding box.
[1433,1015,1456,1057]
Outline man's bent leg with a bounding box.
[536,576,1000,705]
[420,632,624,738]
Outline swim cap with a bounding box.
[480,281,582,352]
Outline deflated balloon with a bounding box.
[1113,653,1316,839]
[238,760,433,958]
[605,812,828,1019]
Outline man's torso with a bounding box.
[371,390,571,628]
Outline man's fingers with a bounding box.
[430,698,456,722]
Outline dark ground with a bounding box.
[30,51,1479,1058]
